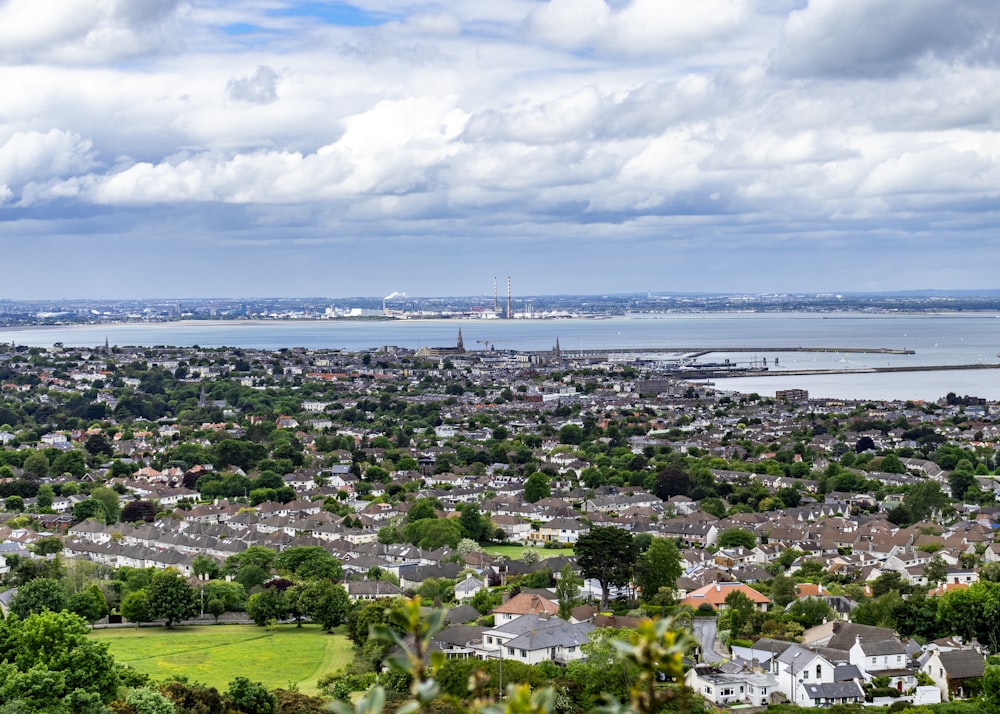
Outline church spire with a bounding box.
[456,328,465,352]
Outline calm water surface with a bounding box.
[2,313,998,401]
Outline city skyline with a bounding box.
[1,1,998,299]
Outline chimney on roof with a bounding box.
[715,583,721,592]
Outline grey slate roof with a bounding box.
[834,664,863,681]
[939,649,986,680]
[802,681,865,700]
[859,639,907,656]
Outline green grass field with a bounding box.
[90,624,353,696]
[483,544,575,559]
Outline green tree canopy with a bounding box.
[9,577,68,619]
[524,472,551,503]
[634,537,681,604]
[147,569,199,627]
[273,546,343,581]
[574,526,639,609]
[717,528,756,550]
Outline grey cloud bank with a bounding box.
[0,0,998,299]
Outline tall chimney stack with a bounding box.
[507,276,511,319]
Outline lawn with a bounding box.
[483,544,575,560]
[90,624,353,696]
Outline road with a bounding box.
[691,618,725,663]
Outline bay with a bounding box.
[1,312,998,402]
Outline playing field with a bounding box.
[483,544,575,559]
[90,624,353,696]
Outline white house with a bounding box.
[772,645,838,707]
[475,615,594,665]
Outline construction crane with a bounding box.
[476,339,493,351]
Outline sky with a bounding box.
[1,0,999,299]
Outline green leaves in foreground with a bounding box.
[328,597,695,714]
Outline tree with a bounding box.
[36,484,55,510]
[122,499,157,523]
[296,580,352,631]
[879,453,905,474]
[9,577,68,618]
[982,665,1000,711]
[717,528,756,550]
[524,472,551,503]
[770,574,798,608]
[652,466,691,500]
[4,495,24,512]
[90,485,122,523]
[120,589,152,625]
[68,585,108,624]
[575,526,639,609]
[925,554,948,586]
[722,590,756,639]
[31,535,64,556]
[634,537,681,603]
[52,450,86,478]
[555,563,583,619]
[403,518,465,549]
[73,498,111,524]
[84,433,113,458]
[949,469,976,501]
[147,568,199,627]
[22,451,50,478]
[0,610,121,707]
[225,546,276,577]
[246,587,289,626]
[406,498,440,523]
[274,546,343,581]
[192,554,221,580]
[226,676,276,714]
[203,579,248,612]
[558,423,584,445]
[125,687,177,714]
[459,503,488,542]
[905,480,949,522]
[206,598,226,623]
[787,597,836,628]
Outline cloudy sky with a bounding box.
[1,0,998,299]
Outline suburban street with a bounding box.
[692,618,724,663]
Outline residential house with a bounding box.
[680,582,771,612]
[474,615,595,665]
[920,649,985,701]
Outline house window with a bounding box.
[508,648,514,656]
[816,665,821,679]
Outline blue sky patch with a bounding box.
[222,23,270,35]
[267,2,386,27]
